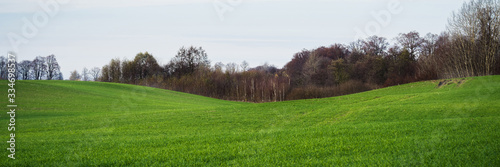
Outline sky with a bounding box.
[0,0,467,79]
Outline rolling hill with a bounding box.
[1,76,499,166]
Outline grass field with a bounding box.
[0,76,499,166]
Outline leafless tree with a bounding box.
[169,46,210,78]
[82,67,90,81]
[396,31,424,60]
[448,0,500,77]
[363,36,389,56]
[100,65,110,82]
[302,53,330,85]
[17,60,32,80]
[214,62,224,73]
[240,61,249,72]
[46,54,60,80]
[91,67,101,81]
[109,58,121,82]
[133,52,161,80]
[416,33,440,79]
[31,56,47,80]
[0,56,7,80]
[225,62,238,74]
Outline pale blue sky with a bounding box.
[0,0,466,79]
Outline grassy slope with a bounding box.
[0,76,499,166]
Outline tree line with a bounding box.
[90,47,292,102]
[0,54,63,80]
[87,0,498,102]
[69,67,101,81]
[63,0,494,102]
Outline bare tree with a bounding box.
[121,59,135,83]
[91,67,101,81]
[284,50,310,86]
[214,62,224,73]
[31,56,47,80]
[225,62,238,74]
[363,36,389,56]
[396,31,423,60]
[447,0,500,77]
[17,60,32,80]
[240,61,249,72]
[417,33,440,79]
[0,56,7,80]
[109,58,121,82]
[420,33,439,57]
[350,39,365,54]
[100,65,110,82]
[46,54,60,80]
[82,67,90,81]
[133,52,161,80]
[302,53,330,86]
[169,46,210,77]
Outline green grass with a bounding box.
[0,76,499,166]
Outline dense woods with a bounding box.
[0,54,63,80]
[91,0,500,102]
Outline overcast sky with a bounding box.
[1,0,467,79]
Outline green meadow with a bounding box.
[1,76,499,166]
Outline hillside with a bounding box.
[1,76,499,166]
